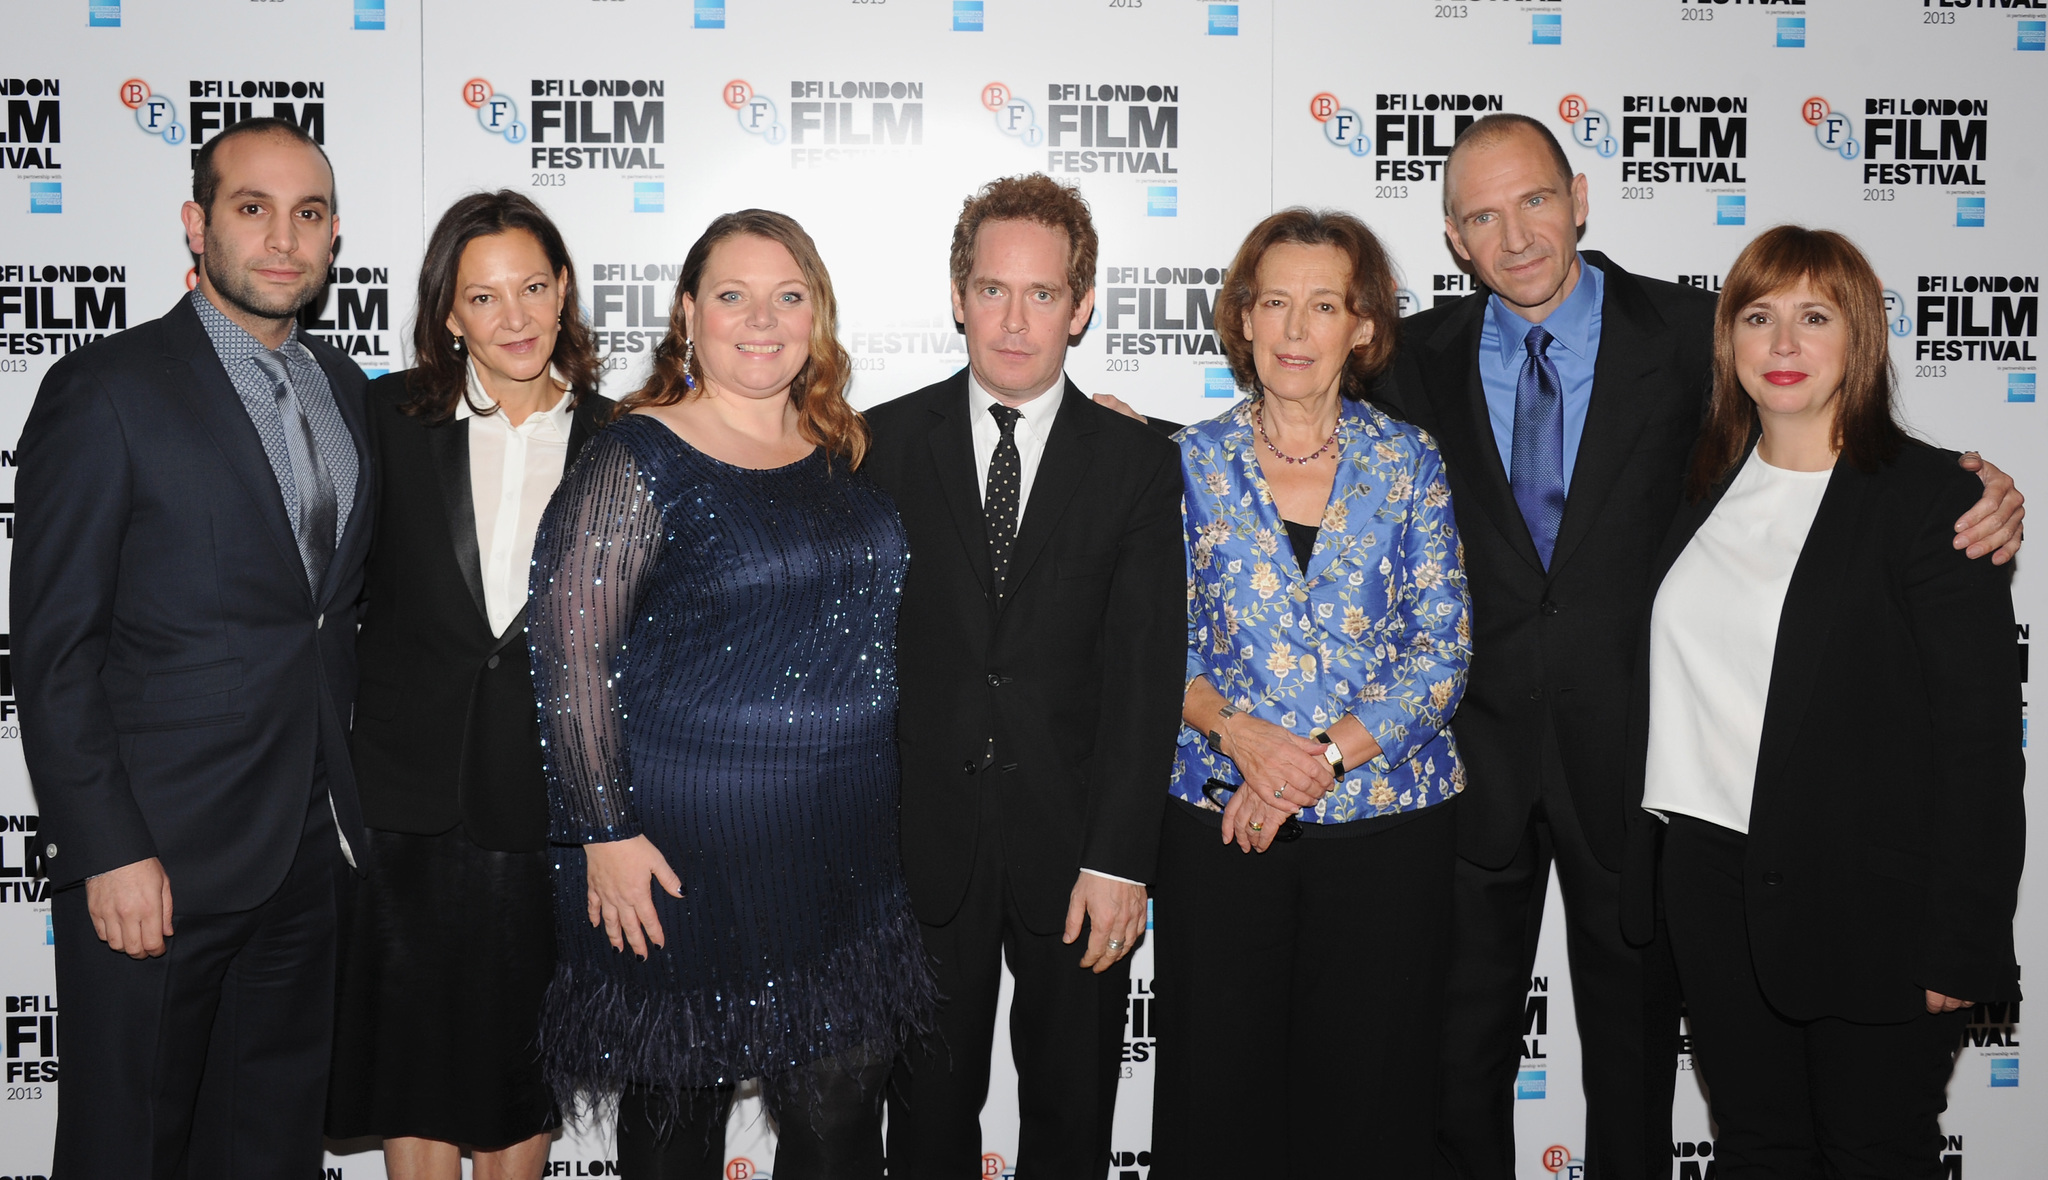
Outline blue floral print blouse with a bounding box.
[1172,396,1472,825]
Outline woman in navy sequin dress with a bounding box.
[527,210,934,1178]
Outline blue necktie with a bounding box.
[1511,324,1566,569]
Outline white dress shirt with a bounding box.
[966,369,1138,888]
[458,360,575,635]
[1643,450,1832,834]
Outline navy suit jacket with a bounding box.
[13,296,376,913]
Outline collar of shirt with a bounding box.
[189,287,312,367]
[454,358,574,439]
[1485,252,1605,368]
[967,367,1065,505]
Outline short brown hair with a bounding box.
[1688,225,1908,499]
[949,174,1098,300]
[618,209,868,469]
[1442,113,1575,216]
[192,116,334,220]
[1214,208,1400,401]
[404,190,599,422]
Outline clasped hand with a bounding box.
[1216,714,1335,853]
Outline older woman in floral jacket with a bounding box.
[1150,208,1471,1179]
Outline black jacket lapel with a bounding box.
[1424,300,1545,574]
[310,345,375,608]
[1003,381,1097,604]
[424,416,490,626]
[159,299,307,597]
[926,372,996,599]
[1549,253,1676,575]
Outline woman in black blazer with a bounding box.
[1634,225,2023,1179]
[327,191,612,1179]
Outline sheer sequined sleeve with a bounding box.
[528,429,667,844]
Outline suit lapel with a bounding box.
[425,415,491,626]
[159,300,307,598]
[1004,381,1096,601]
[925,372,995,599]
[1548,255,1674,575]
[1750,459,1870,805]
[310,346,375,608]
[1424,300,1545,574]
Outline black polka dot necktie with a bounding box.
[985,403,1023,598]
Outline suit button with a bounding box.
[963,761,978,776]
[1540,601,1558,616]
[1529,688,1544,701]
[987,674,1004,686]
[45,844,56,858]
[487,655,502,670]
[1763,871,1784,886]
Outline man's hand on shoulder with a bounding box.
[1092,393,1148,425]
[1955,452,2025,564]
[85,857,174,959]
[1065,871,1147,974]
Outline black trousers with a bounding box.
[1662,815,1967,1180]
[1436,752,1680,1180]
[888,792,1130,1180]
[52,798,347,1179]
[1151,798,1457,1178]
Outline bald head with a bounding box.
[1439,114,1590,323]
[1442,114,1574,218]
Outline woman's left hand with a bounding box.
[1926,990,1975,1014]
[1220,786,1289,853]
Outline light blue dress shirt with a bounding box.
[1477,255,1605,490]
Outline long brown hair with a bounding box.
[403,190,600,421]
[617,209,867,469]
[1214,208,1400,402]
[1688,225,1908,500]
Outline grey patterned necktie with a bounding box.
[251,346,337,592]
[985,404,1023,599]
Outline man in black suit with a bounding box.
[867,174,1184,1179]
[1379,114,2023,1180]
[14,117,374,1176]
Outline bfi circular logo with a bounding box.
[119,79,187,146]
[980,1152,1008,1177]
[1802,96,1859,160]
[1558,94,1616,158]
[463,78,527,144]
[1542,1145,1586,1180]
[983,82,1043,148]
[1310,92,1369,157]
[723,1158,756,1180]
[724,79,785,145]
[1883,288,1913,337]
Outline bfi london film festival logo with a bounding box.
[1558,92,1749,224]
[122,77,327,168]
[1540,1145,1584,1180]
[2,78,63,176]
[466,77,666,170]
[1099,262,1228,391]
[1308,91,1504,184]
[1909,271,2038,405]
[0,263,128,359]
[299,265,393,377]
[1800,94,1989,225]
[1025,81,1180,216]
[119,78,187,147]
[587,260,681,362]
[981,82,1042,149]
[724,79,786,146]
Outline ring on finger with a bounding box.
[1107,938,1124,952]
[1273,786,1286,799]
[1248,820,1265,831]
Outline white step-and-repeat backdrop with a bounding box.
[2,2,2040,1177]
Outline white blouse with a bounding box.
[457,360,574,635]
[1643,449,1832,834]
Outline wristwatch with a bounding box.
[1205,704,1241,754]
[1316,731,1346,776]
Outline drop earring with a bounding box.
[682,338,696,390]
[451,334,465,355]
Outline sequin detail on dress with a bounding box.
[528,414,936,1110]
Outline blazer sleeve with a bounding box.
[1901,468,2025,1003]
[11,360,156,887]
[1078,439,1186,885]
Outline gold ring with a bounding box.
[1248,821,1265,831]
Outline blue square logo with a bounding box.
[1515,1069,1547,1099]
[1716,194,1746,226]
[1776,17,1805,48]
[2009,374,2038,404]
[29,182,62,214]
[353,0,385,30]
[1990,1058,2019,1086]
[634,182,665,214]
[361,368,389,380]
[1532,13,1562,45]
[953,1,983,31]
[88,0,119,27]
[1207,4,1238,36]
[1957,197,1986,228]
[693,0,725,30]
[1147,186,1178,217]
[1204,368,1238,399]
[2019,21,2045,51]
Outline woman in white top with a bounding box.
[1636,225,2022,1179]
[327,191,611,1179]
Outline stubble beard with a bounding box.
[201,244,326,325]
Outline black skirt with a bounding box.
[328,825,559,1148]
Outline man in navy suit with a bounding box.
[14,117,375,1177]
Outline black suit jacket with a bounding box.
[349,371,611,852]
[1379,252,1717,872]
[1623,440,2023,1021]
[14,297,376,913]
[863,371,1185,932]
